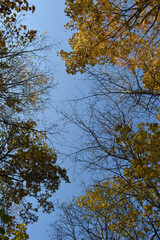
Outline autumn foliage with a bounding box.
[0,1,69,239]
[78,120,160,239]
[61,0,160,94]
[48,0,160,239]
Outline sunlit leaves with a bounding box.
[0,0,37,50]
[6,223,29,240]
[78,178,160,239]
[61,0,160,92]
[49,197,120,240]
[76,118,160,239]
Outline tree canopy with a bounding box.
[61,0,160,112]
[49,198,121,240]
[0,1,69,238]
[77,119,160,239]
[61,0,160,76]
[48,1,160,240]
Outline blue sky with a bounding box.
[25,1,90,239]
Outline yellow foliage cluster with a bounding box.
[61,0,160,92]
[7,224,29,240]
[78,120,160,238]
[0,0,37,50]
